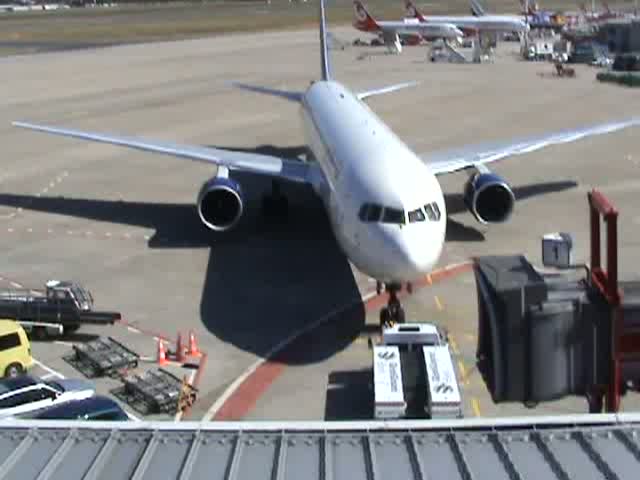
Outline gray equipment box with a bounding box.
[542,232,573,268]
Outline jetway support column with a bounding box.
[588,189,622,412]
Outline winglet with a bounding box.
[319,0,332,81]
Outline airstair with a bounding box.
[429,39,467,63]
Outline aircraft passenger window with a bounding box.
[431,202,441,221]
[408,208,426,223]
[424,204,436,221]
[381,208,405,224]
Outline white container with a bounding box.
[542,232,573,268]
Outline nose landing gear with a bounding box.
[378,282,408,328]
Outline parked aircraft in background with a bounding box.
[12,0,640,321]
[352,0,463,52]
[404,0,527,37]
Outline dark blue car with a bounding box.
[26,395,129,421]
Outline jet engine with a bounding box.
[196,174,244,232]
[463,171,515,224]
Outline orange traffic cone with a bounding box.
[157,339,169,366]
[175,332,186,363]
[188,330,202,357]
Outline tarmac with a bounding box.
[1,27,640,421]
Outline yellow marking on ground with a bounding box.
[471,397,481,417]
[457,360,469,385]
[449,337,460,356]
[434,295,444,311]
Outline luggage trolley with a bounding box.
[65,336,139,378]
[113,368,197,415]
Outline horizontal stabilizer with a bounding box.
[357,81,420,101]
[230,82,303,103]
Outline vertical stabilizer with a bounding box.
[319,0,332,81]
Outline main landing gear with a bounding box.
[261,180,289,221]
[378,281,412,328]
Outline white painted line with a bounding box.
[47,229,53,234]
[41,373,56,380]
[7,228,13,233]
[33,358,65,379]
[27,228,33,233]
[126,410,142,421]
[66,230,73,235]
[10,282,22,288]
[203,289,377,421]
[127,326,141,334]
[53,340,73,347]
[29,290,40,295]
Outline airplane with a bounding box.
[352,0,465,53]
[518,0,567,29]
[403,0,527,36]
[12,0,640,321]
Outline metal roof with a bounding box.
[1,414,640,480]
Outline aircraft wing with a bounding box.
[357,81,419,101]
[423,117,640,175]
[12,122,313,184]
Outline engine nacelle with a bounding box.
[463,172,515,224]
[197,175,244,232]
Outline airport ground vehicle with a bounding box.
[0,375,95,418]
[0,320,33,378]
[373,323,462,420]
[23,395,129,421]
[0,280,122,339]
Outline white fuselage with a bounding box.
[421,15,526,33]
[299,80,446,283]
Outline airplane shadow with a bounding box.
[0,155,577,363]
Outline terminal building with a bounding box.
[598,18,640,53]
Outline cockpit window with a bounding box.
[359,203,382,222]
[381,208,405,224]
[424,202,442,221]
[408,208,426,223]
[432,202,441,221]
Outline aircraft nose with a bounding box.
[390,235,430,279]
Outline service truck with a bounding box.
[373,323,462,420]
[0,280,121,339]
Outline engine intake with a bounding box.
[463,172,515,224]
[197,176,244,232]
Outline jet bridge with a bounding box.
[473,189,640,412]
